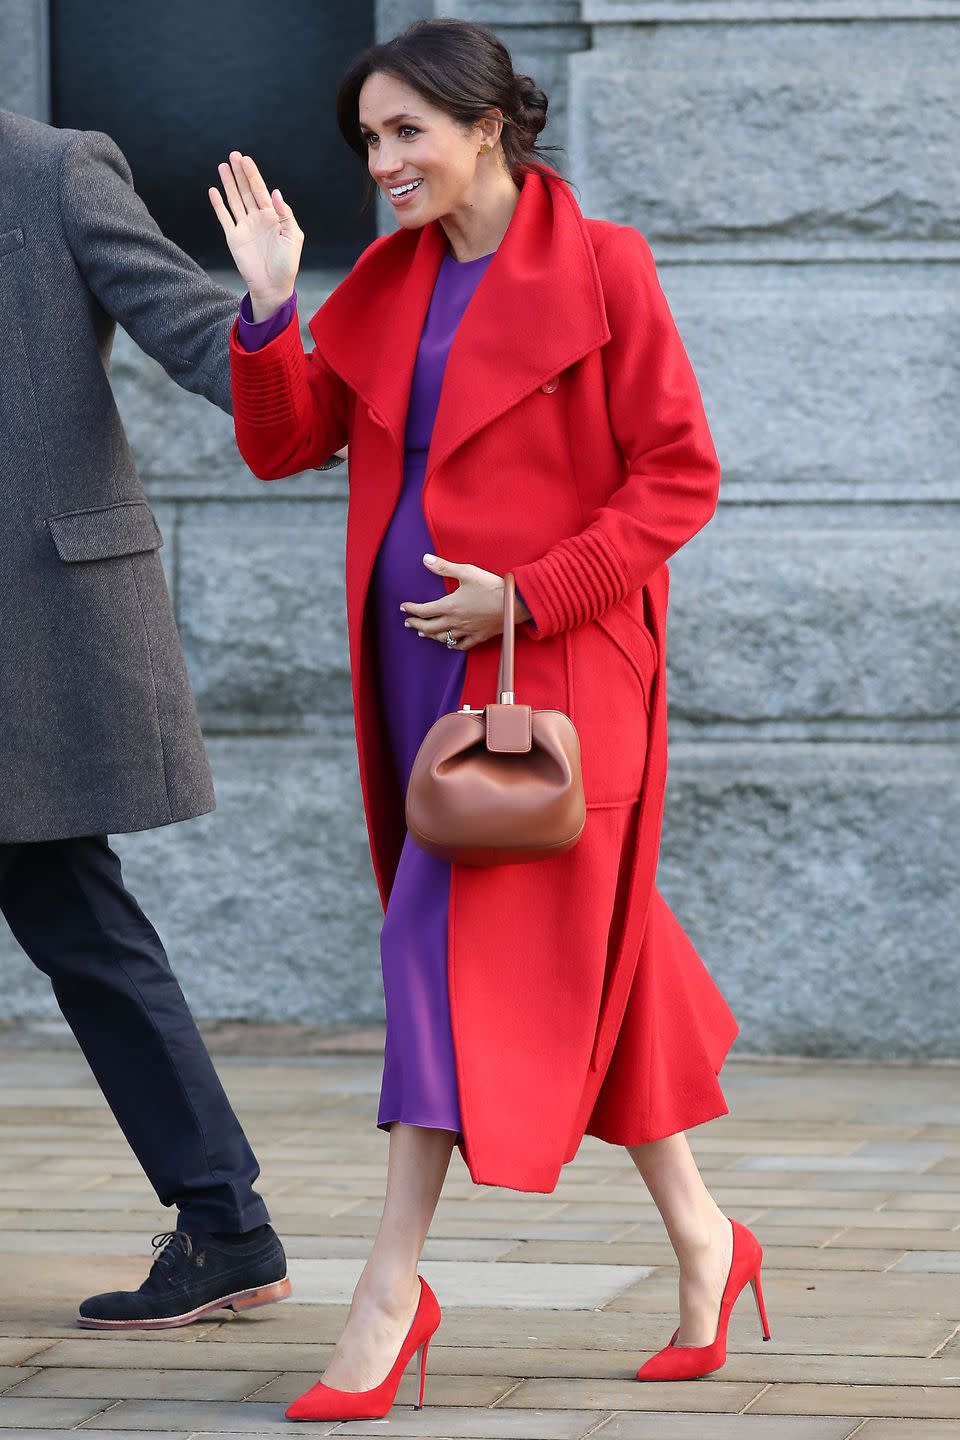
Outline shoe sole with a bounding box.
[76,1275,292,1330]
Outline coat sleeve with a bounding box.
[229,306,351,480]
[511,226,720,638]
[58,128,239,415]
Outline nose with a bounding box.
[371,145,403,180]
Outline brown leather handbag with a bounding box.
[405,573,586,866]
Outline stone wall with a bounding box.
[1,2,956,1056]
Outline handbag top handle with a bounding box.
[496,573,516,705]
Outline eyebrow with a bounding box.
[358,113,423,132]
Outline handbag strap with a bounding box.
[496,573,516,703]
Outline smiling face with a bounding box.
[358,70,497,226]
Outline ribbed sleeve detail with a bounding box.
[229,310,348,481]
[230,312,306,430]
[512,527,631,639]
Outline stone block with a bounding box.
[664,517,959,725]
[633,265,959,500]
[659,741,960,1058]
[176,500,351,727]
[569,23,960,245]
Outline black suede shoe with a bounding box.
[77,1225,291,1329]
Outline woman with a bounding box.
[209,16,770,1422]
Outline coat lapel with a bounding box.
[307,164,611,470]
[425,165,611,478]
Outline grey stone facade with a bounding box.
[1,2,956,1057]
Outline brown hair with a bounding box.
[336,17,569,214]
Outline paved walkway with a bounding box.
[1,1025,959,1439]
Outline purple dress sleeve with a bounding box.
[236,290,298,352]
[514,582,537,633]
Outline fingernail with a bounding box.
[423,553,437,564]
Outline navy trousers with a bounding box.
[0,835,270,1237]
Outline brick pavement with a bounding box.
[0,1024,958,1439]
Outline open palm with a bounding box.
[208,151,302,312]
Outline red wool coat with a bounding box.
[230,164,740,1191]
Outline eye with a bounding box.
[362,125,419,146]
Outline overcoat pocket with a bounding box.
[595,600,658,700]
[0,228,25,259]
[46,500,163,562]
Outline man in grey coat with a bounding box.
[0,106,292,1327]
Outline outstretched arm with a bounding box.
[58,128,239,414]
[209,153,349,477]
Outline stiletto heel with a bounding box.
[285,1275,441,1421]
[749,1268,771,1340]
[415,1335,431,1409]
[635,1218,772,1381]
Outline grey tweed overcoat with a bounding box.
[0,107,238,842]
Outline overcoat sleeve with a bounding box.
[58,129,240,415]
[511,226,721,638]
[229,309,351,480]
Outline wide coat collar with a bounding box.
[308,163,611,477]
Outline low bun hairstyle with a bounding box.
[511,72,549,145]
[336,18,568,214]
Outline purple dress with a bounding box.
[238,246,496,1137]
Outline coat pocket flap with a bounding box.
[46,501,163,562]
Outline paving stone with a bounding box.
[0,1379,36,1400]
[823,1229,960,1251]
[83,1398,369,1430]
[748,1383,960,1418]
[731,1147,951,1172]
[748,1210,953,1230]
[287,1258,651,1308]
[325,1409,614,1437]
[889,1252,960,1272]
[497,1376,764,1410]
[593,1418,858,1439]
[4,1368,280,1401]
[0,1397,116,1426]
[0,1233,179,1257]
[855,1424,960,1439]
[878,1193,960,1211]
[602,1269,960,1318]
[0,1351,51,1372]
[0,1433,193,1440]
[707,1190,896,1209]
[0,1194,164,1213]
[496,1243,897,1272]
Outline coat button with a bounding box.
[541,376,559,394]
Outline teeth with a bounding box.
[389,179,422,197]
